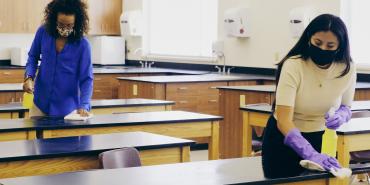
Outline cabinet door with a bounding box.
[0,0,13,32]
[86,0,122,35]
[6,0,48,33]
[0,92,16,104]
[87,0,104,35]
[27,0,49,33]
[12,0,29,33]
[103,0,122,34]
[0,70,25,83]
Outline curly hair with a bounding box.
[43,0,89,42]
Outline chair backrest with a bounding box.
[351,111,370,118]
[99,147,142,169]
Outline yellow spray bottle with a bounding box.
[321,108,338,157]
[22,92,34,109]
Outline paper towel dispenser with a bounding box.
[120,10,143,37]
[289,7,315,38]
[224,8,250,38]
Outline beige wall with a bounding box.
[124,0,341,69]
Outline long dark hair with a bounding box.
[272,14,352,112]
[43,0,89,42]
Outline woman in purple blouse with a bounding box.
[23,0,93,118]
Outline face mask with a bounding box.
[309,44,337,66]
[57,25,74,37]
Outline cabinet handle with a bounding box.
[178,100,188,104]
[209,87,217,89]
[208,100,218,103]
[3,72,11,75]
[11,98,14,102]
[95,78,102,81]
[94,90,102,93]
[178,87,188,90]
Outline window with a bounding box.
[142,0,218,62]
[341,0,370,67]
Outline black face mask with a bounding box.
[308,44,337,66]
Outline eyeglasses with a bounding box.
[57,22,74,29]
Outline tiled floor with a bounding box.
[190,149,208,161]
[190,150,369,185]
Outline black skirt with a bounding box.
[261,115,324,178]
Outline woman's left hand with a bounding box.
[325,105,351,130]
[77,108,90,117]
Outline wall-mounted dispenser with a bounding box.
[120,10,143,37]
[224,8,250,38]
[289,7,315,38]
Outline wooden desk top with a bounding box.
[0,111,222,132]
[0,99,175,113]
[0,157,337,185]
[217,85,275,92]
[117,74,275,83]
[0,132,194,162]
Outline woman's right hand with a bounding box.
[23,78,34,93]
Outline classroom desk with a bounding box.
[0,67,208,100]
[0,83,23,105]
[0,132,194,179]
[3,157,368,185]
[0,111,222,160]
[217,85,275,158]
[0,98,175,119]
[117,74,274,115]
[240,104,370,169]
[217,83,370,159]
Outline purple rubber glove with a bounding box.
[325,105,351,130]
[284,128,341,171]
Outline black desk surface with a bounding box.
[216,82,370,92]
[0,99,175,113]
[117,74,275,83]
[240,101,370,113]
[0,83,23,92]
[0,157,338,185]
[0,111,222,133]
[355,82,370,89]
[217,85,276,92]
[0,132,194,162]
[337,117,370,135]
[239,104,370,135]
[93,67,209,75]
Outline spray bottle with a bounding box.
[22,92,34,109]
[321,107,338,157]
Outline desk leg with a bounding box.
[242,111,253,157]
[181,146,190,162]
[337,136,350,167]
[336,136,350,185]
[165,105,172,111]
[209,121,219,160]
[27,131,37,140]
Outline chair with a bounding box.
[99,147,142,169]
